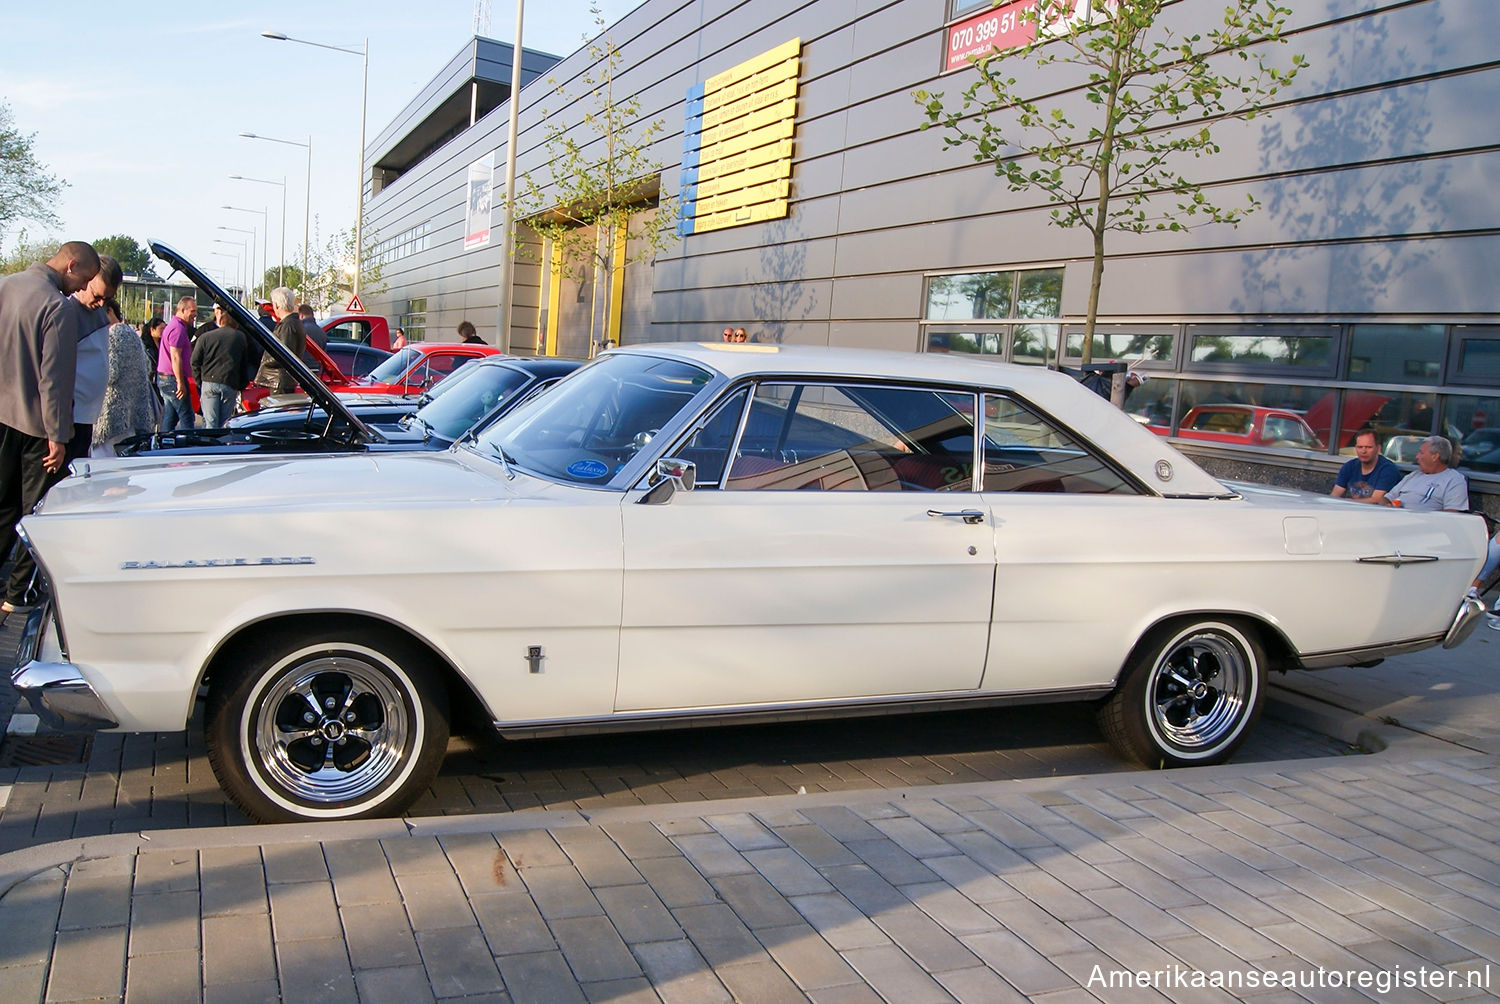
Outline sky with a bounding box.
[1,0,641,290]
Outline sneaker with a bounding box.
[1467,587,1481,600]
[1487,614,1500,632]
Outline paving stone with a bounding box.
[416,924,505,996]
[788,892,890,951]
[0,866,65,966]
[123,947,201,1004]
[921,853,1020,906]
[202,912,276,986]
[1001,868,1107,923]
[268,879,342,944]
[670,832,754,879]
[934,963,1031,1004]
[275,937,356,1004]
[550,914,644,982]
[704,811,785,851]
[870,905,983,974]
[805,984,884,1003]
[629,938,731,1003]
[581,975,660,1003]
[841,944,956,1003]
[672,902,769,968]
[633,856,720,908]
[353,964,436,1004]
[595,883,682,945]
[1350,909,1477,965]
[58,854,133,931]
[262,843,330,885]
[767,823,862,868]
[845,838,941,887]
[45,924,126,1001]
[471,889,558,957]
[960,928,1074,996]
[1082,885,1193,941]
[516,863,602,922]
[340,902,423,971]
[0,962,46,1004]
[322,839,401,907]
[1168,904,1284,961]
[758,923,864,992]
[553,827,645,888]
[133,850,199,896]
[198,846,267,917]
[798,806,885,844]
[128,888,201,957]
[381,835,454,876]
[397,865,479,931]
[715,958,810,1003]
[601,821,683,860]
[1031,821,1131,867]
[437,831,505,893]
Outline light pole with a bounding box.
[239,132,312,286]
[497,0,525,354]
[262,30,368,297]
[223,204,268,299]
[209,249,243,300]
[212,239,249,298]
[229,175,286,288]
[218,226,257,301]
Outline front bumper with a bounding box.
[9,604,117,731]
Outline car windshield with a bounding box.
[473,353,714,486]
[363,347,421,384]
[416,364,530,440]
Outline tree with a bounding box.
[0,102,65,245]
[295,220,383,313]
[92,234,154,277]
[916,0,1305,364]
[0,231,61,275]
[516,6,678,351]
[261,265,306,300]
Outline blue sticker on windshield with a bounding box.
[567,459,610,479]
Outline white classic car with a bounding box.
[10,342,1487,822]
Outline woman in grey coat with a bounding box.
[90,298,160,456]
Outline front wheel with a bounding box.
[205,626,448,823]
[1099,618,1265,769]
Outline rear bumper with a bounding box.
[9,605,117,731]
[1299,595,1486,669]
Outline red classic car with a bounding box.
[1151,404,1325,451]
[350,342,502,395]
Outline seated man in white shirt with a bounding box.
[1382,435,1469,512]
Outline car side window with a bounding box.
[981,395,1138,494]
[675,387,750,488]
[724,383,979,492]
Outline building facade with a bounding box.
[362,0,1500,499]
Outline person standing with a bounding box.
[91,298,159,457]
[1383,436,1469,512]
[0,240,101,613]
[192,304,250,428]
[297,303,326,374]
[1330,429,1402,503]
[252,286,306,394]
[66,255,124,462]
[392,326,408,350]
[457,320,484,344]
[156,296,197,432]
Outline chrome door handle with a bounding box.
[927,509,985,524]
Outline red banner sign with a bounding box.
[943,0,1116,73]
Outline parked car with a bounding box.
[352,342,501,395]
[1161,404,1325,451]
[323,341,392,379]
[321,312,392,351]
[12,340,1486,823]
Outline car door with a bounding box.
[616,381,996,712]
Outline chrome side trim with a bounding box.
[492,686,1115,740]
[10,660,118,731]
[1356,553,1439,566]
[1299,633,1447,670]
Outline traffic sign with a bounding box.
[346,294,365,313]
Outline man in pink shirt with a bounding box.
[157,296,196,432]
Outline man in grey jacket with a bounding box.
[0,241,101,612]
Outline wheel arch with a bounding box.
[194,610,493,725]
[1111,609,1300,691]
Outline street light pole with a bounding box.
[238,132,313,287]
[209,249,243,299]
[223,205,269,299]
[218,227,256,302]
[229,175,287,287]
[262,30,370,298]
[497,0,525,354]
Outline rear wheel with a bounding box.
[205,626,448,823]
[1099,618,1264,769]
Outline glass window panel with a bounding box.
[1347,324,1444,385]
[1187,324,1337,369]
[1010,324,1057,366]
[1455,327,1500,380]
[676,387,750,487]
[1015,269,1063,318]
[927,330,1002,356]
[1441,395,1497,472]
[981,396,1137,494]
[951,0,990,14]
[1175,381,1327,453]
[925,272,1014,320]
[1123,377,1175,431]
[726,384,978,492]
[1064,325,1176,364]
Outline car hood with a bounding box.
[149,240,379,444]
[38,451,515,517]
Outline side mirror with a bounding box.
[640,457,697,504]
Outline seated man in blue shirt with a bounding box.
[1331,429,1402,503]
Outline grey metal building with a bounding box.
[362,0,1500,496]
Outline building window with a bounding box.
[1186,324,1337,372]
[922,267,1063,365]
[403,297,427,342]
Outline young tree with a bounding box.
[297,221,383,312]
[92,234,155,277]
[516,7,678,351]
[0,231,61,275]
[0,103,65,245]
[916,0,1305,364]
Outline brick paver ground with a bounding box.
[3,751,1497,1002]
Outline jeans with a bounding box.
[200,382,239,429]
[157,374,193,432]
[0,423,68,605]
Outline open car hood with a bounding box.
[149,240,380,445]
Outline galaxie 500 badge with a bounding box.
[121,556,316,570]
